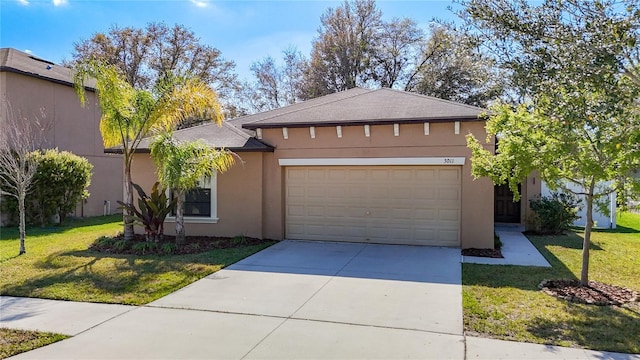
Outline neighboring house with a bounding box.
[127,87,545,249]
[0,48,122,221]
[541,181,616,229]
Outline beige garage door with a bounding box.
[285,166,461,246]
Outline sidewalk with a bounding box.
[2,296,638,359]
[462,225,552,267]
[0,296,134,336]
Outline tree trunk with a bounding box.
[123,159,135,241]
[580,179,596,286]
[175,191,185,244]
[18,192,26,255]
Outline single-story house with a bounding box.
[126,88,541,249]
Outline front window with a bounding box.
[169,175,217,221]
[183,176,211,217]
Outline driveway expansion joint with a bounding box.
[144,303,462,337]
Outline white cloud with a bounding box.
[24,49,33,54]
[190,0,208,8]
[52,0,68,6]
[17,0,29,5]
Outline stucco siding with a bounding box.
[130,152,264,239]
[1,71,122,218]
[259,121,494,249]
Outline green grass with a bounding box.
[0,328,68,359]
[0,215,274,305]
[463,212,640,354]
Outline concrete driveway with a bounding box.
[10,240,464,359]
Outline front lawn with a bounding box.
[463,212,640,354]
[0,328,68,359]
[0,215,274,305]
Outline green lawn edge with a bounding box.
[0,328,68,359]
[462,212,640,354]
[0,215,275,305]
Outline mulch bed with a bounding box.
[539,279,640,306]
[461,248,504,258]
[90,234,274,256]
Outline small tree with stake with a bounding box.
[462,0,640,286]
[0,103,46,255]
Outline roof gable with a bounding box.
[240,88,485,129]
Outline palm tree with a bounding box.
[150,132,235,243]
[73,62,223,241]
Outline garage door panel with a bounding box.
[327,169,347,180]
[390,169,413,180]
[326,187,348,197]
[288,168,306,179]
[369,169,390,180]
[439,168,460,181]
[288,205,306,217]
[437,230,459,245]
[389,187,414,199]
[348,169,368,180]
[439,209,460,222]
[306,206,326,217]
[438,188,460,201]
[286,166,461,246]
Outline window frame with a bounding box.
[166,173,219,224]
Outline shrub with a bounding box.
[160,242,177,255]
[30,149,93,225]
[494,233,502,250]
[118,182,176,243]
[529,192,581,234]
[1,149,93,226]
[132,241,157,254]
[232,234,247,246]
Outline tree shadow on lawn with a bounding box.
[2,249,223,304]
[526,301,640,354]
[464,237,640,354]
[527,232,604,251]
[0,226,67,240]
[464,232,584,291]
[0,215,122,241]
[592,224,639,234]
[0,253,21,264]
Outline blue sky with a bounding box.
[1,0,461,81]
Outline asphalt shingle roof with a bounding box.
[240,87,485,129]
[0,48,95,89]
[114,121,273,153]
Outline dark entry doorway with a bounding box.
[495,184,521,223]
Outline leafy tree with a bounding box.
[68,22,239,103]
[301,0,382,98]
[0,104,46,255]
[405,26,504,107]
[247,47,306,112]
[463,0,640,285]
[459,0,640,101]
[150,132,235,244]
[288,0,499,105]
[74,61,223,241]
[369,17,424,89]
